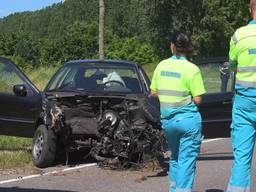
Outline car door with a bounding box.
[195,58,234,138]
[0,57,41,137]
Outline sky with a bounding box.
[0,0,63,18]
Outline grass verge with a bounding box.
[0,136,32,170]
[0,151,32,170]
[26,66,58,90]
[0,136,32,150]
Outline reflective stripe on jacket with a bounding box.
[230,20,256,88]
[150,55,205,109]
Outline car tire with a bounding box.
[32,124,56,168]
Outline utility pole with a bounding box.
[99,0,105,60]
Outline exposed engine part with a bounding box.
[50,105,63,127]
[103,111,118,126]
[42,94,164,169]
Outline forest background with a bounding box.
[0,0,250,70]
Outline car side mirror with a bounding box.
[13,84,27,97]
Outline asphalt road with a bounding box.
[0,138,256,192]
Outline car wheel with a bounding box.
[32,124,56,168]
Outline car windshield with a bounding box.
[46,64,143,94]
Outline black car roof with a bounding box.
[64,59,139,68]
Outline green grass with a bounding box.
[0,136,32,169]
[142,62,157,80]
[0,151,32,169]
[0,71,23,93]
[26,67,58,90]
[0,136,32,150]
[200,65,220,93]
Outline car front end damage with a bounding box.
[40,92,165,169]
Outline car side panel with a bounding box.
[200,92,233,138]
[0,89,41,138]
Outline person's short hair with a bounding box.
[171,31,193,56]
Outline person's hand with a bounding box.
[150,90,158,97]
[193,96,202,105]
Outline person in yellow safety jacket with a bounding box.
[150,31,205,192]
[227,1,256,191]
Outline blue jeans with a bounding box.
[161,112,202,192]
[227,95,256,192]
[221,75,230,92]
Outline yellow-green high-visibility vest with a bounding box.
[150,56,205,109]
[230,20,256,88]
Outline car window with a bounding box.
[0,62,24,94]
[138,68,150,93]
[47,67,71,91]
[77,67,142,93]
[46,65,143,93]
[198,62,234,94]
[60,67,78,89]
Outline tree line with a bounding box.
[0,0,250,69]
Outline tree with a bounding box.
[99,0,105,60]
[61,22,99,61]
[0,0,251,68]
[149,0,249,58]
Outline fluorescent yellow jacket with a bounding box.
[150,55,205,116]
[230,20,256,95]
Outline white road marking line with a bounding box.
[0,163,97,185]
[202,138,226,143]
[0,139,226,185]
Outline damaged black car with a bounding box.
[0,57,233,168]
[0,58,164,168]
[35,60,164,168]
